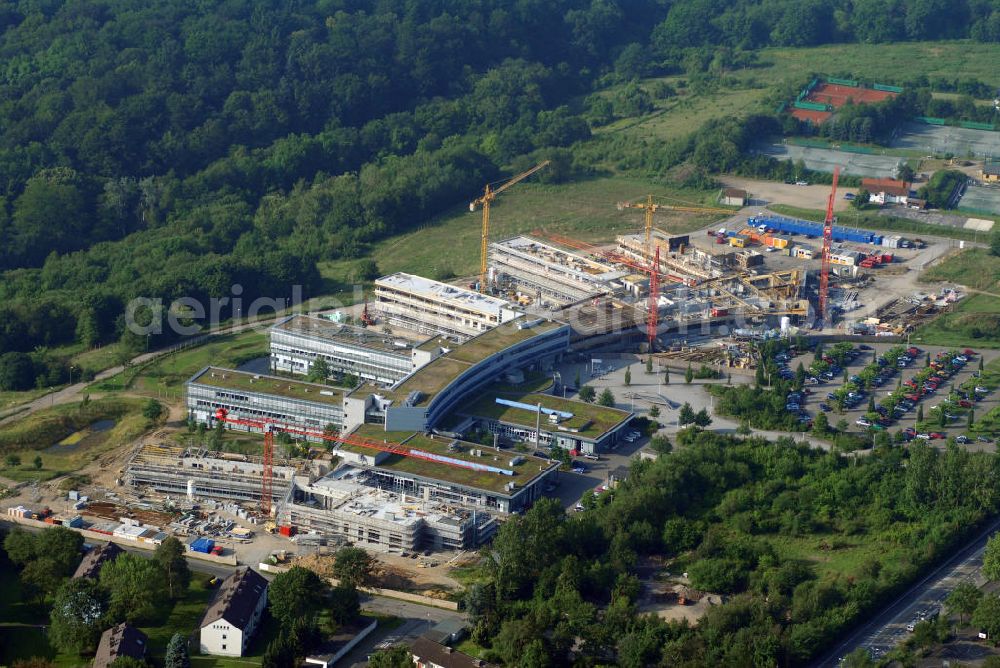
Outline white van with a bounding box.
[583,454,600,461]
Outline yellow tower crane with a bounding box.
[617,195,736,257]
[470,160,549,294]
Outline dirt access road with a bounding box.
[719,177,856,211]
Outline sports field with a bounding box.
[791,82,897,125]
[810,82,896,107]
[958,184,1000,216]
[759,143,904,178]
[891,122,1000,158]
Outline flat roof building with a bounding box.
[373,273,521,340]
[287,469,498,551]
[344,317,570,434]
[187,366,345,433]
[489,235,624,306]
[126,445,298,508]
[270,314,438,385]
[345,426,559,513]
[458,391,633,455]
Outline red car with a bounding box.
[929,432,946,440]
[964,349,977,357]
[959,400,973,408]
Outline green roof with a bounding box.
[446,319,562,364]
[372,318,564,406]
[190,367,343,406]
[459,391,632,440]
[348,426,556,493]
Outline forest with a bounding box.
[464,430,1000,666]
[1,0,1000,377]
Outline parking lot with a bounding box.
[782,343,1000,448]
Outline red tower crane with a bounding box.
[647,246,661,349]
[532,231,668,350]
[818,167,840,326]
[211,408,504,517]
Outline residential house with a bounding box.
[93,623,147,668]
[199,567,269,657]
[73,542,123,579]
[861,178,912,205]
[410,638,498,668]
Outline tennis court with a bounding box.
[891,122,1000,158]
[760,143,905,179]
[808,83,897,108]
[958,184,1000,216]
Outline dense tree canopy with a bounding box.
[0,0,997,365]
[470,430,1000,665]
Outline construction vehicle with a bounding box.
[470,161,549,294]
[360,299,375,327]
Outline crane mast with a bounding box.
[818,167,840,327]
[647,245,660,350]
[471,161,549,294]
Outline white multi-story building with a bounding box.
[373,273,520,340]
[490,235,624,306]
[270,314,439,385]
[199,568,268,657]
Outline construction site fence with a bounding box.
[916,116,947,126]
[2,515,239,565]
[260,562,461,610]
[827,77,859,87]
[874,83,904,93]
[776,101,787,114]
[840,144,875,154]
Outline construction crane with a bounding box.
[211,408,501,517]
[617,195,736,257]
[534,230,675,350]
[470,161,549,294]
[818,167,840,326]
[647,246,660,349]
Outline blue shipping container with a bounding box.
[752,216,884,246]
[189,538,214,553]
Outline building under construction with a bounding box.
[489,235,625,307]
[124,444,299,508]
[287,470,498,551]
[373,273,521,341]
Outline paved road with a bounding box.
[0,318,279,426]
[814,517,1000,667]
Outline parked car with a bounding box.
[929,432,946,440]
[856,418,872,427]
[977,435,993,443]
[820,403,831,412]
[859,344,873,350]
[956,435,970,444]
